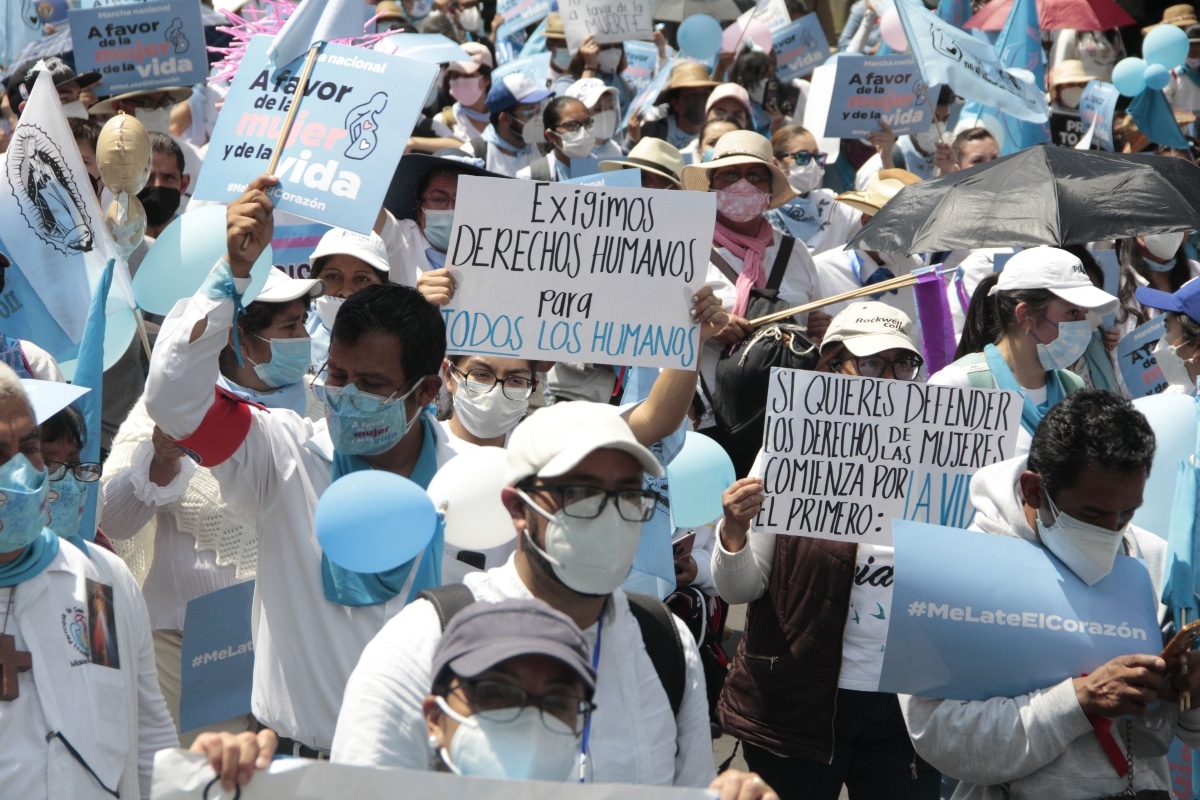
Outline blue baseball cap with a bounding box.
[486,72,553,114]
[1136,277,1200,324]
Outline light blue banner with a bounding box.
[496,0,553,42]
[825,53,929,137]
[372,33,471,64]
[492,51,552,88]
[1080,80,1120,152]
[180,580,255,732]
[621,40,658,98]
[69,0,207,96]
[773,14,830,81]
[623,53,676,130]
[272,215,331,279]
[561,168,642,186]
[1118,315,1169,400]
[194,35,438,234]
[881,521,1160,701]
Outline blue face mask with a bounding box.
[250,335,312,389]
[0,454,50,553]
[423,209,455,252]
[47,473,88,540]
[1033,319,1092,372]
[702,149,715,163]
[315,378,426,456]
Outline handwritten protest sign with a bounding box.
[152,749,716,799]
[443,176,714,369]
[756,369,1021,546]
[880,521,1159,701]
[622,40,659,99]
[193,35,437,233]
[496,0,554,41]
[180,581,254,732]
[825,54,930,138]
[272,212,330,279]
[69,0,207,96]
[1118,315,1169,399]
[773,14,830,81]
[560,0,653,51]
[737,0,792,33]
[1080,80,1120,152]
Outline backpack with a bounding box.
[952,352,1086,393]
[419,584,686,716]
[699,237,819,476]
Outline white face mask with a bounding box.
[552,47,573,72]
[596,48,623,74]
[315,294,344,331]
[436,698,580,781]
[555,127,596,160]
[591,109,617,143]
[61,99,88,119]
[910,126,941,154]
[517,489,642,595]
[451,379,529,438]
[1142,231,1186,263]
[1154,335,1198,390]
[1036,491,1126,585]
[787,160,823,194]
[1058,86,1084,109]
[134,106,171,133]
[1032,318,1091,371]
[457,5,482,32]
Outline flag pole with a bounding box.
[241,41,323,253]
[132,307,153,360]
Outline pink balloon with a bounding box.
[721,18,773,53]
[880,7,908,51]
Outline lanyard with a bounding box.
[578,604,605,783]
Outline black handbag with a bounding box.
[700,237,818,476]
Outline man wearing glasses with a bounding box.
[332,401,718,788]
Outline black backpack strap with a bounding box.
[766,235,794,292]
[709,248,739,285]
[468,137,488,159]
[530,156,554,182]
[626,593,686,717]
[417,584,477,630]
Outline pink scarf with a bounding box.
[713,219,775,318]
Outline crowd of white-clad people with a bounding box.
[5,0,1200,798]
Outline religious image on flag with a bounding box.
[0,64,136,373]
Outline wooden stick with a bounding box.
[132,307,152,360]
[240,41,322,254]
[749,273,921,327]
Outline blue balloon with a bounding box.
[1145,62,1171,91]
[677,15,723,61]
[316,471,438,573]
[667,432,736,528]
[133,205,274,316]
[1131,393,1197,538]
[1112,57,1148,97]
[1144,23,1190,69]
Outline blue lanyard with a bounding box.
[578,605,604,783]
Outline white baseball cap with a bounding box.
[821,302,920,357]
[990,246,1118,314]
[566,77,618,111]
[505,402,663,485]
[253,267,324,304]
[310,227,391,275]
[449,42,494,74]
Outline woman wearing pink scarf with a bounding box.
[680,131,829,435]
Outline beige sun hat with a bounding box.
[836,168,921,217]
[1049,59,1097,88]
[1143,3,1198,32]
[89,86,193,117]
[653,62,719,105]
[599,137,684,187]
[680,130,794,208]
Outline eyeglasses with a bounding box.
[526,484,660,522]
[834,354,924,381]
[555,118,594,134]
[125,95,176,111]
[46,461,102,482]
[421,190,455,210]
[711,168,772,188]
[784,150,827,167]
[454,679,595,736]
[450,364,534,400]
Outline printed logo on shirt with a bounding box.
[62,604,90,665]
[86,579,119,669]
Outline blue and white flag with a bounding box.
[0,65,136,373]
[267,0,364,65]
[894,0,1047,123]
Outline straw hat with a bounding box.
[599,137,684,186]
[653,62,719,105]
[1143,3,1198,33]
[544,12,565,39]
[1049,59,1096,89]
[89,86,192,117]
[375,1,405,20]
[835,168,921,217]
[680,130,794,209]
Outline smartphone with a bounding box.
[1161,618,1200,662]
[672,531,696,559]
[763,78,798,117]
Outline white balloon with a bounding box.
[1131,392,1197,538]
[427,447,515,550]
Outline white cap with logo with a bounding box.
[310,227,391,275]
[821,301,920,357]
[990,246,1118,315]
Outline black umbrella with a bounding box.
[846,144,1200,256]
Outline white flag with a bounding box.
[268,0,366,65]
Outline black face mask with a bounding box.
[138,186,181,227]
[681,95,707,126]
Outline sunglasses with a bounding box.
[785,150,828,167]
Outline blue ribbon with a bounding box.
[201,259,247,367]
[0,528,60,587]
[983,343,1063,435]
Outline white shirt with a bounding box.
[331,556,716,787]
[378,213,435,288]
[144,283,459,750]
[459,128,536,178]
[0,542,177,800]
[813,247,929,351]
